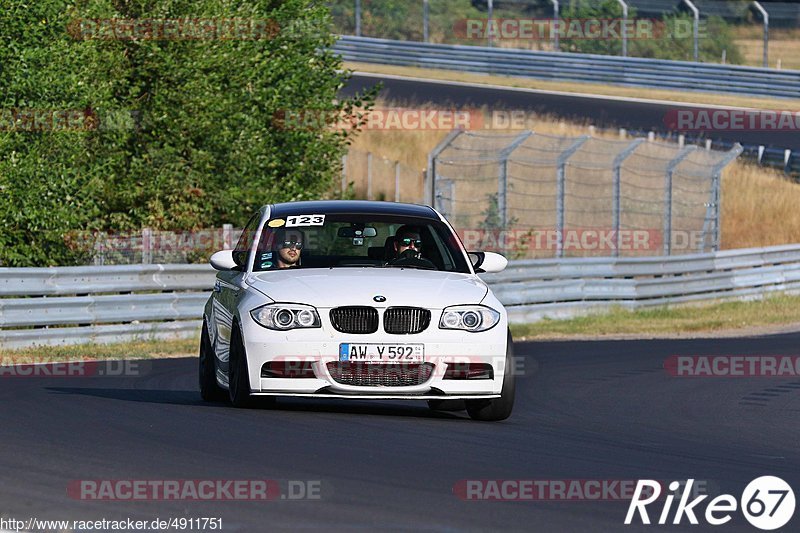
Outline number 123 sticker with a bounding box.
[286,215,325,227]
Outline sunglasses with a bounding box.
[399,237,422,248]
[279,241,303,250]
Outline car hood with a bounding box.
[247,268,488,309]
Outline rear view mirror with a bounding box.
[337,226,377,238]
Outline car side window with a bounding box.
[233,214,259,268]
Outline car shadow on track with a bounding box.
[44,387,471,420]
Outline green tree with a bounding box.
[0,0,375,266]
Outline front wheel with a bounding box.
[466,331,516,421]
[228,323,254,408]
[199,321,226,401]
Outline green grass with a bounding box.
[510,294,800,339]
[0,337,198,364]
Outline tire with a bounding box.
[228,323,254,408]
[427,399,466,411]
[199,321,226,401]
[466,331,516,422]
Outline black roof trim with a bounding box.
[267,200,439,219]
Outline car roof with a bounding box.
[267,200,440,220]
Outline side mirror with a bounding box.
[210,250,239,271]
[469,251,507,274]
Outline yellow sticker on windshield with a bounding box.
[268,219,286,228]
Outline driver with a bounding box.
[388,225,436,269]
[393,225,424,259]
[273,227,303,268]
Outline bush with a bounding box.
[0,0,375,266]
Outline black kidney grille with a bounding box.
[384,307,431,334]
[330,306,379,334]
[327,362,434,387]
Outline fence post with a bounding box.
[367,151,373,200]
[142,227,152,264]
[612,139,644,256]
[355,0,361,37]
[498,131,533,233]
[426,129,464,207]
[341,154,347,195]
[487,0,494,47]
[556,136,590,258]
[663,146,697,255]
[423,0,429,42]
[706,144,743,251]
[683,0,700,62]
[550,0,560,51]
[395,161,401,202]
[753,2,769,68]
[617,0,628,57]
[222,224,233,250]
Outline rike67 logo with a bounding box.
[625,477,795,530]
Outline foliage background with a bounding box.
[328,0,742,64]
[0,0,372,266]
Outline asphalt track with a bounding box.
[2,333,800,532]
[341,73,800,152]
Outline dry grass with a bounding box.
[349,100,800,250]
[0,338,197,363]
[721,162,800,249]
[510,294,800,340]
[732,27,800,70]
[345,62,800,112]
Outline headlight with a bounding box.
[250,304,321,331]
[439,305,500,332]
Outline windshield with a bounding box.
[252,214,470,273]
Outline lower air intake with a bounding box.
[326,362,434,387]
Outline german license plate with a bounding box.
[339,343,424,362]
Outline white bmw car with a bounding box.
[199,200,515,421]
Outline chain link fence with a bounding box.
[83,226,240,265]
[429,130,741,258]
[341,148,425,202]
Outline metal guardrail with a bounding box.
[333,36,800,99]
[482,243,800,322]
[3,244,800,348]
[0,265,216,349]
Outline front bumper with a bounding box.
[240,310,508,398]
